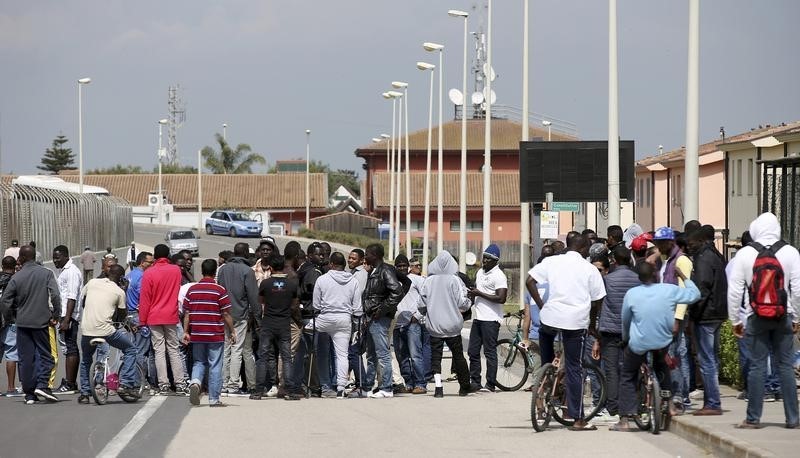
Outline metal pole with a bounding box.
[404,87,411,256]
[389,98,396,261]
[158,123,163,225]
[684,0,700,221]
[197,149,202,232]
[607,0,620,227]
[78,83,84,194]
[305,129,311,228]
[423,68,434,274]
[519,0,531,308]
[436,49,444,254]
[482,0,493,248]
[459,14,469,272]
[395,95,403,258]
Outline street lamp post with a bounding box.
[520,0,531,310]
[417,61,435,274]
[482,0,493,248]
[424,42,444,254]
[157,118,168,225]
[223,123,228,141]
[77,77,91,194]
[305,129,311,228]
[197,148,202,232]
[390,90,404,258]
[383,91,400,261]
[449,9,469,272]
[392,81,411,256]
[684,0,700,222]
[542,120,552,141]
[608,0,621,227]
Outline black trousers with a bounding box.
[430,335,470,391]
[16,326,55,398]
[468,320,500,389]
[255,326,295,393]
[600,332,624,415]
[619,346,672,416]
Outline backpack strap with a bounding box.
[750,242,765,253]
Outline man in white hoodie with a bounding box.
[313,252,361,398]
[420,251,472,398]
[727,212,800,429]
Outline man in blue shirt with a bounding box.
[611,261,700,432]
[126,251,154,390]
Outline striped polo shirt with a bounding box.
[183,278,231,343]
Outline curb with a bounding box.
[670,416,777,458]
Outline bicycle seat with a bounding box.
[90,338,107,346]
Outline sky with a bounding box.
[1,0,798,177]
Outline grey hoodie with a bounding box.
[313,269,361,316]
[216,257,259,322]
[421,251,470,338]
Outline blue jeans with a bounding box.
[745,315,799,426]
[739,335,780,393]
[669,328,690,402]
[393,322,426,389]
[540,324,585,420]
[315,332,334,391]
[191,342,224,404]
[79,329,138,395]
[364,317,392,391]
[694,322,722,409]
[468,320,500,389]
[128,312,157,387]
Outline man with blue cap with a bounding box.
[467,243,508,392]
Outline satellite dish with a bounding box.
[482,63,497,81]
[471,91,484,105]
[465,251,477,266]
[448,88,464,106]
[482,87,497,104]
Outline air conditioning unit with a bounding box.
[148,193,160,207]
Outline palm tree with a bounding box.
[201,133,265,174]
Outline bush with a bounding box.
[719,320,743,389]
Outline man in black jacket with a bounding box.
[687,230,727,416]
[360,243,403,398]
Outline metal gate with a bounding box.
[760,156,800,247]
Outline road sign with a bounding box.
[551,202,580,212]
[540,211,559,239]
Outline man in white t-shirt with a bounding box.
[53,245,83,394]
[467,244,508,392]
[526,235,606,431]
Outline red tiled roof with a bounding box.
[373,171,520,208]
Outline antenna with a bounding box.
[167,85,186,165]
[448,88,464,106]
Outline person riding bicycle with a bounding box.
[77,265,141,404]
[610,262,700,431]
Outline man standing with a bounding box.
[312,252,360,398]
[3,240,20,259]
[0,246,62,404]
[183,259,236,407]
[727,213,800,429]
[347,248,368,392]
[526,235,606,431]
[126,251,156,391]
[393,255,427,394]
[1,256,21,396]
[52,245,83,395]
[420,251,472,397]
[126,243,138,272]
[139,244,186,395]
[217,242,259,396]
[80,246,97,285]
[297,242,329,395]
[78,265,140,404]
[467,244,508,392]
[687,230,728,416]
[253,239,278,286]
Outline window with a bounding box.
[399,221,425,231]
[747,158,754,196]
[736,159,743,196]
[637,179,643,207]
[450,220,483,232]
[673,174,683,206]
[646,177,651,207]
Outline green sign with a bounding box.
[551,202,580,212]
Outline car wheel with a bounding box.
[229,227,237,238]
[206,225,213,235]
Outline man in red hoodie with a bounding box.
[139,244,186,395]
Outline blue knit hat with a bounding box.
[653,226,675,241]
[483,244,501,260]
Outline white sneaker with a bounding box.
[266,386,279,397]
[689,389,704,400]
[368,389,394,399]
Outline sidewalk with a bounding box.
[671,385,799,457]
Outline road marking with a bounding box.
[96,396,167,458]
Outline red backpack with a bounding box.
[748,241,788,319]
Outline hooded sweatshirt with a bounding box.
[421,251,470,338]
[313,269,361,315]
[395,273,425,327]
[216,256,260,322]
[727,212,800,325]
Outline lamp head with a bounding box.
[448,9,469,17]
[380,134,391,139]
[306,129,311,135]
[158,119,168,125]
[423,42,444,52]
[541,120,552,127]
[78,77,92,84]
[391,81,408,89]
[416,61,435,71]
[382,92,392,99]
[372,138,382,143]
[387,90,403,98]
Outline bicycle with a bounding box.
[632,352,672,434]
[530,335,607,432]
[495,311,539,391]
[88,323,145,405]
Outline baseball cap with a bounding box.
[653,226,675,241]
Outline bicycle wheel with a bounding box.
[531,363,555,432]
[633,366,652,430]
[495,339,529,391]
[90,361,109,405]
[649,375,661,435]
[552,359,607,426]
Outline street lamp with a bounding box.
[520,0,531,318]
[223,123,228,141]
[388,89,404,258]
[608,0,621,226]
[393,81,411,255]
[157,118,168,225]
[449,8,469,272]
[417,61,435,273]
[482,0,493,248]
[77,77,91,194]
[423,42,444,254]
[305,129,311,228]
[542,120,552,141]
[383,91,402,261]
[197,148,203,233]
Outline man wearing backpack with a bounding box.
[727,212,800,429]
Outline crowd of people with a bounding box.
[1,211,798,431]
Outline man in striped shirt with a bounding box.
[182,259,236,407]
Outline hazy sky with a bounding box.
[1,0,797,177]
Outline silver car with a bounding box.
[165,228,199,256]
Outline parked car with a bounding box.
[165,228,199,256]
[205,210,263,237]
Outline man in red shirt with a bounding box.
[139,244,186,395]
[183,259,236,407]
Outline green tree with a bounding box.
[158,163,197,174]
[328,169,360,197]
[88,164,146,174]
[201,133,265,174]
[38,134,76,174]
